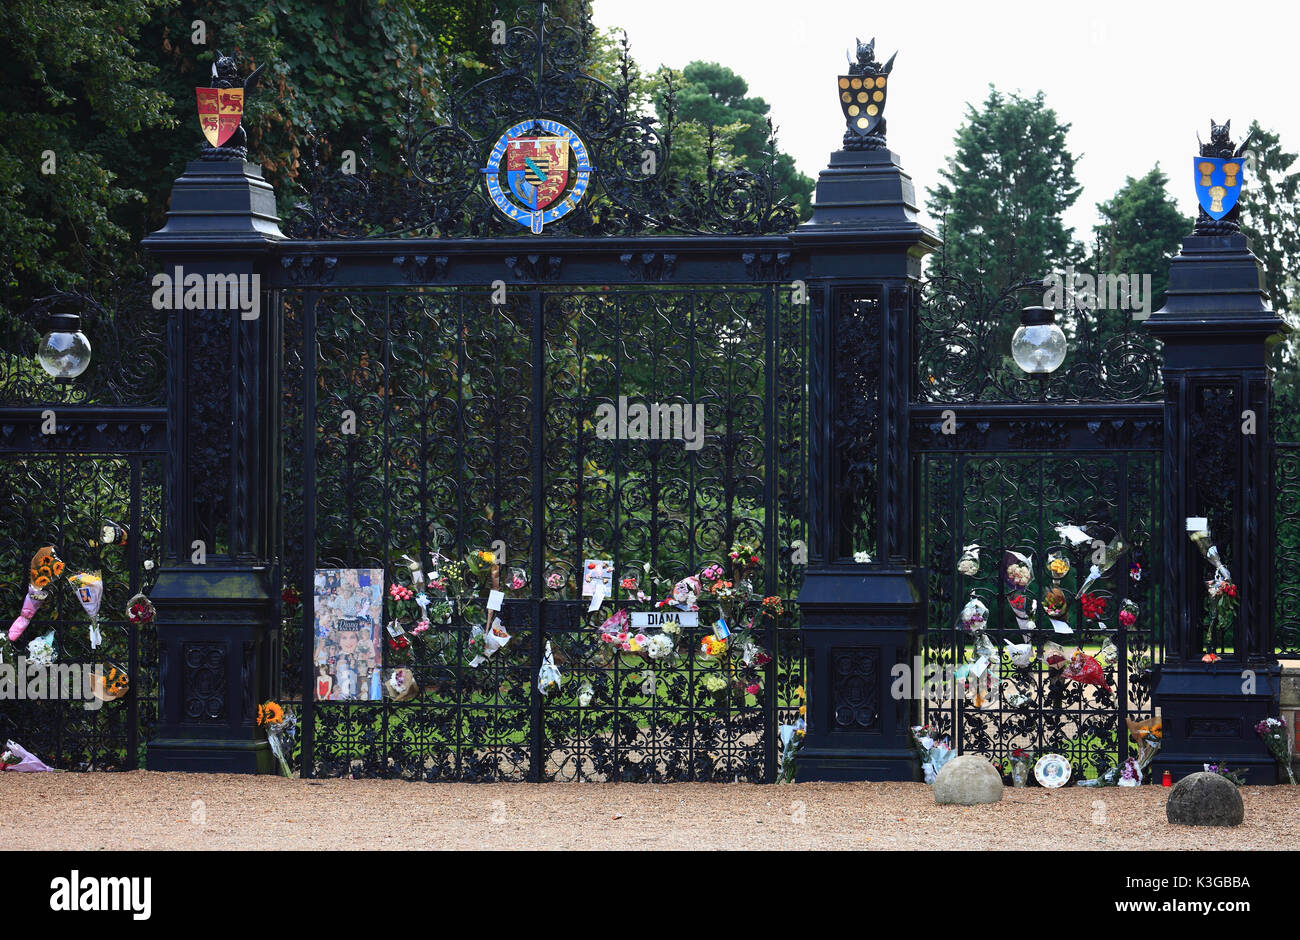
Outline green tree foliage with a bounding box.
[1238,121,1300,439]
[1240,121,1300,318]
[1090,164,1190,312]
[654,61,812,219]
[928,87,1082,288]
[0,0,176,342]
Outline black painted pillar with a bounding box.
[791,142,938,780]
[141,159,284,772]
[1146,231,1286,783]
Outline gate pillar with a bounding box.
[141,157,284,772]
[1145,131,1288,782]
[790,44,939,780]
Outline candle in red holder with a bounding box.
[1161,770,1173,787]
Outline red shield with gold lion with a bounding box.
[195,87,244,147]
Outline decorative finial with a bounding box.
[838,37,897,152]
[1192,118,1253,235]
[195,51,266,162]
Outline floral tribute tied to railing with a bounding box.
[940,515,1160,786]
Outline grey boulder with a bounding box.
[1165,771,1244,827]
[933,754,1004,805]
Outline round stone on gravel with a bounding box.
[1165,771,1244,827]
[933,754,1004,805]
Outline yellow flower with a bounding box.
[794,685,805,700]
[477,550,496,563]
[798,704,806,716]
[259,701,285,726]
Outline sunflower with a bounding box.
[258,701,285,726]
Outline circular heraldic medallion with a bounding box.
[1034,753,1073,788]
[483,118,593,234]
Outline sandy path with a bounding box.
[3,771,1297,850]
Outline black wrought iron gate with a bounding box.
[911,274,1166,780]
[275,279,807,781]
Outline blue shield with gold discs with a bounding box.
[1193,156,1245,220]
[839,73,888,137]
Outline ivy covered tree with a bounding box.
[928,86,1082,290]
[0,0,176,343]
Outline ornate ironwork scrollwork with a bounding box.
[915,271,1163,404]
[283,6,799,239]
[3,284,166,408]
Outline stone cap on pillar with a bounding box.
[791,147,940,276]
[1144,234,1287,353]
[147,565,274,606]
[143,159,285,250]
[796,565,925,624]
[801,148,928,229]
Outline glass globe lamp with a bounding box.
[1011,305,1066,375]
[36,311,92,380]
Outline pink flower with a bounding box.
[746,683,760,695]
[510,575,525,591]
[414,620,430,634]
[1119,610,1136,627]
[389,583,413,601]
[599,608,630,632]
[545,572,564,590]
[430,578,448,592]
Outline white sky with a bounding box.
[592,0,1300,241]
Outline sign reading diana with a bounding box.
[631,611,699,628]
[483,119,592,233]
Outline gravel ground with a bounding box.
[4,771,1299,850]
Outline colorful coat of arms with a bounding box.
[483,119,593,233]
[195,86,245,148]
[1193,155,1245,220]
